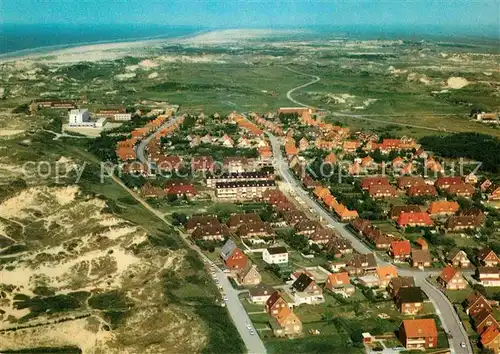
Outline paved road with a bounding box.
[267,132,471,354]
[131,119,267,354]
[284,67,320,107]
[135,115,183,163]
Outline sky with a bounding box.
[1,0,499,30]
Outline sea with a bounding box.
[0,24,204,58]
[1,24,498,59]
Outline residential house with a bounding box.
[291,273,324,305]
[192,224,231,241]
[237,221,274,242]
[295,220,322,235]
[388,276,416,297]
[368,184,397,198]
[472,309,499,335]
[389,205,422,220]
[389,240,412,261]
[411,249,432,268]
[227,213,262,230]
[465,292,493,316]
[407,185,437,197]
[397,176,426,190]
[346,253,377,275]
[446,249,471,268]
[266,291,290,317]
[478,249,500,267]
[360,177,391,190]
[445,215,482,232]
[237,264,261,286]
[448,183,475,198]
[427,201,460,217]
[249,284,275,304]
[398,319,438,350]
[489,187,500,201]
[263,247,289,265]
[308,228,335,245]
[376,265,398,287]
[438,266,467,290]
[465,173,479,185]
[481,326,500,354]
[283,210,308,226]
[185,215,220,232]
[325,272,355,297]
[269,308,303,337]
[396,287,424,314]
[206,171,273,188]
[434,177,463,190]
[166,184,198,198]
[326,237,353,257]
[324,152,337,164]
[220,239,248,270]
[397,212,433,228]
[349,218,371,235]
[477,267,500,287]
[415,237,428,251]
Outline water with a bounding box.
[0,24,204,57]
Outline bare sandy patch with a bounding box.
[447,76,469,89]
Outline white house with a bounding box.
[249,284,275,304]
[263,246,288,265]
[68,109,90,126]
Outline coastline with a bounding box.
[0,28,209,63]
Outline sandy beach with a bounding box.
[0,29,301,64]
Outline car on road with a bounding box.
[246,324,252,330]
[249,329,255,335]
[460,342,466,348]
[223,296,228,302]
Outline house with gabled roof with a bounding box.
[396,287,424,314]
[389,205,422,220]
[368,184,397,198]
[407,184,437,197]
[446,248,470,268]
[438,266,467,290]
[291,273,324,305]
[398,319,438,350]
[389,240,412,261]
[434,176,463,190]
[227,213,261,230]
[481,325,500,354]
[269,308,303,337]
[388,276,415,298]
[465,292,493,316]
[376,265,398,287]
[472,309,499,335]
[477,267,500,287]
[185,215,220,232]
[448,183,475,197]
[249,284,275,304]
[236,264,261,286]
[325,272,355,297]
[397,212,433,228]
[220,239,248,270]
[478,249,500,267]
[266,291,291,317]
[415,237,428,250]
[427,200,460,217]
[397,176,426,190]
[192,224,231,241]
[411,249,432,268]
